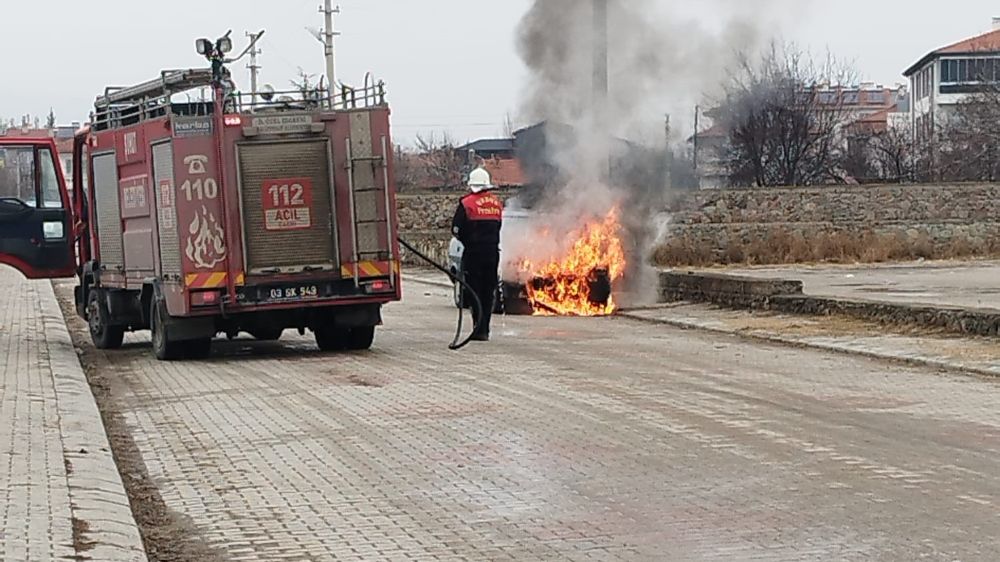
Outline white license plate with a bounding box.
[268,285,319,301]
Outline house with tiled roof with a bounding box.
[904,19,1000,141]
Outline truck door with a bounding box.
[0,141,76,279]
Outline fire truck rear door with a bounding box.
[0,142,75,278]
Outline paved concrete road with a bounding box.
[57,280,1000,561]
[722,260,1000,310]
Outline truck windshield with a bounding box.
[0,146,63,208]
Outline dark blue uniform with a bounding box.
[452,191,503,340]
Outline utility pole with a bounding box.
[246,31,263,105]
[320,0,341,103]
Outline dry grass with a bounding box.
[653,227,1000,267]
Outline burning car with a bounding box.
[449,205,625,317]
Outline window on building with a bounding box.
[843,91,860,104]
[867,91,885,104]
[941,59,956,83]
[818,91,836,104]
[973,58,987,81]
[916,68,931,100]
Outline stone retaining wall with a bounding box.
[661,184,1000,264]
[396,190,517,266]
[659,271,803,308]
[670,183,1000,224]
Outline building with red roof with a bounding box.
[904,19,1000,141]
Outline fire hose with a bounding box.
[397,237,483,351]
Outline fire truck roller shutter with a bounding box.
[151,141,181,277]
[237,139,337,274]
[92,152,124,271]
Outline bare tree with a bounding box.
[45,109,56,129]
[715,43,860,187]
[393,145,423,192]
[414,132,466,189]
[936,82,1000,182]
[844,123,916,184]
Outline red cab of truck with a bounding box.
[1,63,402,360]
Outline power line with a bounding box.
[393,122,504,129]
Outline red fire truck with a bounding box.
[0,38,402,360]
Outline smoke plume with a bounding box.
[506,0,803,304]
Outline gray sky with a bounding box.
[4,1,999,145]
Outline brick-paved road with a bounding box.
[56,279,1000,561]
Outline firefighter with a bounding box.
[452,166,503,342]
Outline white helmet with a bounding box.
[467,167,493,193]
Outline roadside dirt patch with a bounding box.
[71,516,96,554]
[53,281,226,562]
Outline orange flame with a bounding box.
[520,208,626,316]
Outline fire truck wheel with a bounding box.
[184,338,213,360]
[314,326,375,352]
[314,326,347,352]
[346,326,376,351]
[87,289,125,350]
[151,299,183,361]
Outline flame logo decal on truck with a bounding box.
[185,205,226,269]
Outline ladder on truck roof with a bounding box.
[93,69,215,131]
[95,69,214,108]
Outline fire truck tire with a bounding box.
[183,338,213,360]
[314,326,347,352]
[315,326,375,352]
[87,289,125,350]
[346,326,376,351]
[151,299,184,361]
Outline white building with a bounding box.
[904,19,1000,141]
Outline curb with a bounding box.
[620,310,1000,380]
[41,281,148,561]
[403,273,453,290]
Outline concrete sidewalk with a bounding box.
[623,303,1000,378]
[0,267,146,561]
[722,260,1000,311]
